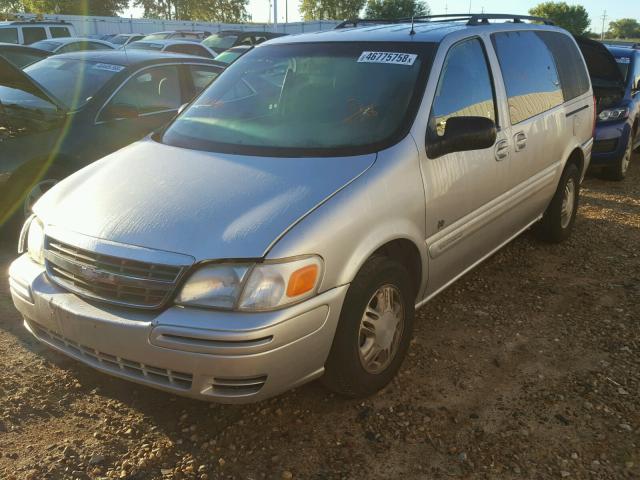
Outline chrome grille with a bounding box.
[28,320,193,390]
[44,238,185,309]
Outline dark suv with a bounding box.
[588,43,640,180]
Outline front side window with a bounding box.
[23,27,47,45]
[105,65,182,117]
[188,65,222,94]
[429,38,497,138]
[49,26,70,38]
[161,42,435,157]
[202,34,238,51]
[0,27,18,44]
[492,31,563,125]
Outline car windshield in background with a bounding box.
[127,42,163,51]
[161,42,434,156]
[30,40,62,52]
[109,35,129,45]
[23,58,124,110]
[615,56,631,83]
[202,34,238,51]
[143,33,170,40]
[214,49,244,64]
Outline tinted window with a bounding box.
[107,65,181,116]
[128,42,163,51]
[162,42,435,157]
[537,31,590,101]
[30,40,62,52]
[1,50,47,68]
[23,27,47,45]
[49,26,70,38]
[0,27,18,44]
[188,65,222,93]
[492,31,563,124]
[635,54,640,90]
[166,44,212,58]
[429,38,496,138]
[202,34,238,51]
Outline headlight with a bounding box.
[176,256,323,311]
[22,216,45,265]
[598,107,629,122]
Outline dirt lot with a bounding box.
[1,156,639,480]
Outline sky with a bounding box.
[124,0,638,32]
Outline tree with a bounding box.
[528,2,590,36]
[608,18,640,39]
[134,0,249,22]
[299,0,365,21]
[0,0,23,16]
[365,0,428,20]
[20,0,130,16]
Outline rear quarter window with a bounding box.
[536,31,590,101]
[49,26,71,38]
[492,31,563,125]
[0,27,18,44]
[23,27,47,45]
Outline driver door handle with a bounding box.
[495,139,510,161]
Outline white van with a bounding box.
[0,20,76,45]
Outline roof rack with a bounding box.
[335,13,554,29]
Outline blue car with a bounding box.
[588,42,640,180]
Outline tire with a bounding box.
[322,256,415,398]
[605,133,633,181]
[535,163,580,243]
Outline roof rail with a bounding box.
[335,13,554,30]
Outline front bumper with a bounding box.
[591,121,631,166]
[9,254,348,403]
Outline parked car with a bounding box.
[213,45,253,64]
[143,30,210,41]
[127,39,217,58]
[99,33,118,42]
[0,42,51,68]
[9,14,595,403]
[108,33,145,48]
[202,30,286,55]
[0,20,75,45]
[582,39,640,180]
[0,49,225,226]
[29,37,115,54]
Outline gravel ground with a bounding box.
[0,156,639,480]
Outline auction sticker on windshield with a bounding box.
[357,52,417,66]
[92,63,126,72]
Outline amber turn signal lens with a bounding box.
[286,264,319,297]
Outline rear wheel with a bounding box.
[322,256,414,398]
[605,133,633,181]
[535,163,580,243]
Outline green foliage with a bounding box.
[134,0,249,22]
[528,1,590,35]
[365,0,429,20]
[608,18,640,39]
[0,0,23,16]
[19,0,130,15]
[299,0,365,21]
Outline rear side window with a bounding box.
[50,26,71,38]
[0,27,18,44]
[492,31,563,125]
[188,65,222,94]
[537,31,590,101]
[23,27,47,45]
[429,38,497,138]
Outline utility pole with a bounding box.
[274,0,278,31]
[468,0,472,14]
[285,0,288,24]
[444,1,448,14]
[600,10,607,41]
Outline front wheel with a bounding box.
[322,256,415,398]
[534,163,580,243]
[605,133,633,181]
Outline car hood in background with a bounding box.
[0,56,64,109]
[35,140,376,260]
[574,36,625,87]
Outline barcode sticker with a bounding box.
[357,51,417,66]
[615,57,631,64]
[92,63,126,72]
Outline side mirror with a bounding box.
[102,103,139,121]
[426,116,497,159]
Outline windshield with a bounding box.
[144,33,170,40]
[202,34,238,51]
[161,42,434,157]
[110,35,129,45]
[128,42,163,51]
[615,56,631,83]
[23,57,124,109]
[30,40,62,52]
[214,48,246,64]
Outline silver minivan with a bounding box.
[9,14,594,403]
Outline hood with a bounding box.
[574,36,625,87]
[0,56,64,110]
[35,140,376,261]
